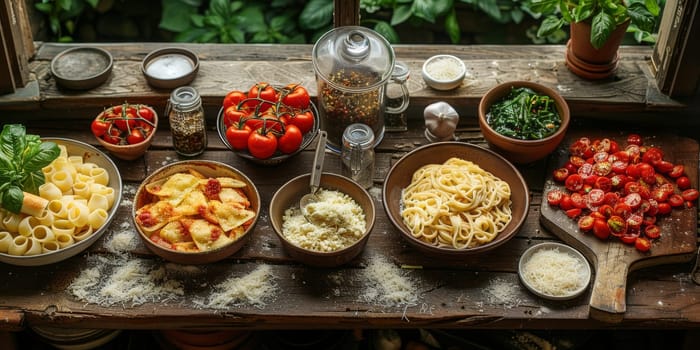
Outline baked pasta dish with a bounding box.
[134,169,256,252]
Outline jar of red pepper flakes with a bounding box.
[312,26,408,152]
[166,86,207,156]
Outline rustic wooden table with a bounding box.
[0,43,699,333]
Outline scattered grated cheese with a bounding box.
[200,265,277,309]
[68,255,184,307]
[361,256,419,307]
[521,247,587,297]
[104,229,138,254]
[483,277,522,308]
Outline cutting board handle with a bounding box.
[588,251,629,323]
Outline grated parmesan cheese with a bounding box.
[282,189,365,252]
[200,264,277,309]
[425,57,463,81]
[360,256,419,306]
[521,247,588,297]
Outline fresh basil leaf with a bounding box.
[445,9,461,44]
[537,16,564,37]
[390,4,413,25]
[373,21,399,43]
[3,185,24,214]
[591,11,615,49]
[23,170,46,195]
[627,3,655,32]
[23,141,60,173]
[1,124,27,162]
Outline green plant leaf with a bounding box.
[412,0,437,22]
[537,16,564,37]
[34,3,52,14]
[210,0,230,17]
[628,3,655,32]
[511,8,524,23]
[477,0,501,19]
[644,0,660,16]
[160,1,198,32]
[191,14,205,27]
[86,0,99,7]
[373,21,399,43]
[445,8,461,44]
[239,7,267,33]
[571,1,593,22]
[528,0,559,14]
[590,11,615,49]
[299,0,333,30]
[391,4,413,25]
[433,0,454,16]
[3,186,23,214]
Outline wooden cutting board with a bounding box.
[540,130,698,323]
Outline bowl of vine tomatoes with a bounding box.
[91,103,158,160]
[216,82,319,166]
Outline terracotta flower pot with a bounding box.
[566,19,630,80]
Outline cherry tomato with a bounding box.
[289,111,315,134]
[126,128,146,145]
[569,138,590,157]
[102,126,121,144]
[587,188,605,207]
[626,213,643,229]
[565,208,582,219]
[570,192,587,209]
[669,194,685,207]
[681,189,699,202]
[565,174,584,192]
[248,128,278,159]
[578,215,594,231]
[627,133,642,146]
[137,106,155,123]
[676,176,691,190]
[552,167,569,182]
[247,82,278,111]
[668,164,685,178]
[595,176,612,192]
[657,202,672,215]
[634,237,651,252]
[654,160,674,173]
[546,189,564,206]
[223,90,248,110]
[607,215,627,236]
[281,84,311,109]
[278,124,303,154]
[620,228,640,244]
[112,113,137,131]
[225,124,251,150]
[91,118,110,137]
[592,218,610,240]
[644,225,661,239]
[559,194,574,210]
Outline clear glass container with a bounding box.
[312,26,407,152]
[341,123,375,189]
[166,86,207,156]
[385,61,410,132]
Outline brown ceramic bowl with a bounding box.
[269,173,375,267]
[132,160,260,264]
[94,104,158,161]
[141,47,200,89]
[382,142,529,258]
[51,46,113,90]
[478,81,570,164]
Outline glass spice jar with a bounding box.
[341,123,375,189]
[166,86,207,156]
[385,61,410,132]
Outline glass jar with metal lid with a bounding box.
[341,123,375,189]
[166,86,207,156]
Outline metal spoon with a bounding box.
[300,131,327,223]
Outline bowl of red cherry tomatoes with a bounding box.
[216,82,319,166]
[91,103,158,160]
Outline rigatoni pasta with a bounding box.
[0,144,116,257]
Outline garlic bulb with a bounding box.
[423,101,459,142]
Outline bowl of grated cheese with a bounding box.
[421,54,466,91]
[269,173,375,267]
[518,242,591,300]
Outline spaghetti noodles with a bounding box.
[400,157,512,249]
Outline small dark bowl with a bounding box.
[216,102,320,166]
[269,173,375,267]
[51,47,113,90]
[478,81,570,164]
[132,160,260,264]
[382,142,529,258]
[141,47,199,89]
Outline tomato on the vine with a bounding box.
[92,103,156,146]
[138,106,155,123]
[281,84,310,109]
[223,90,248,110]
[126,128,146,145]
[226,124,252,150]
[288,111,315,134]
[247,128,278,159]
[91,118,110,137]
[247,82,278,111]
[278,124,303,154]
[102,127,121,144]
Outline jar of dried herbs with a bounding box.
[313,26,403,152]
[167,86,207,156]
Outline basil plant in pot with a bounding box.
[531,0,660,79]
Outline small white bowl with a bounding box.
[421,54,466,91]
[518,242,591,300]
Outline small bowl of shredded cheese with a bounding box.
[518,242,591,300]
[269,173,375,267]
[421,54,466,91]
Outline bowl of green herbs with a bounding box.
[478,81,570,164]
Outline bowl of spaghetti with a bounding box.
[382,142,529,258]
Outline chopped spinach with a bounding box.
[0,124,60,214]
[486,87,562,140]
